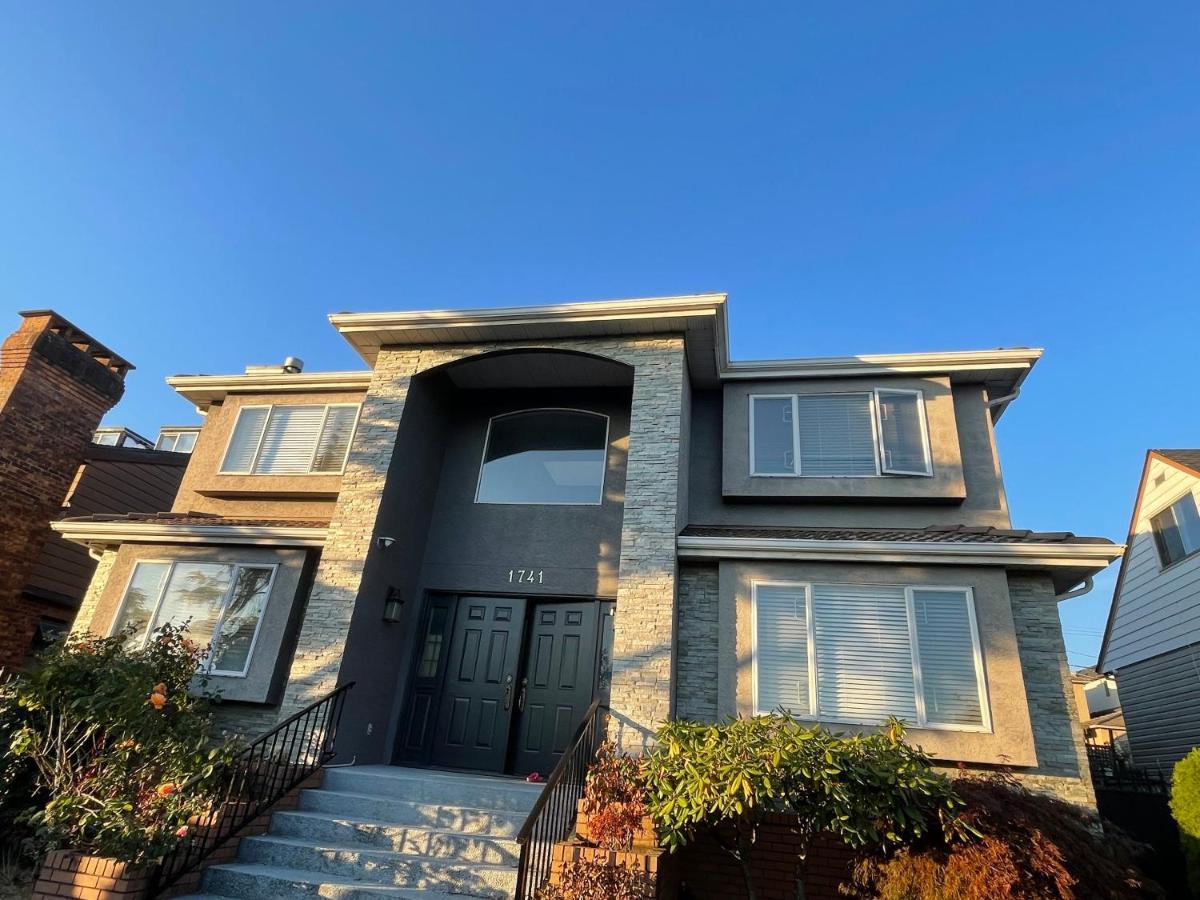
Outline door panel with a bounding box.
[429,596,527,772]
[512,601,599,776]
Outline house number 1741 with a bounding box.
[508,568,544,584]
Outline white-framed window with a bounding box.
[749,389,932,478]
[475,408,610,505]
[156,430,199,453]
[752,580,990,731]
[110,559,277,677]
[219,403,360,475]
[1150,490,1200,568]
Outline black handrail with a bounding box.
[514,699,608,900]
[148,681,354,896]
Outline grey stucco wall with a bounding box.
[676,563,719,722]
[688,384,1012,528]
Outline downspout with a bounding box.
[1054,575,1094,602]
[986,387,1021,410]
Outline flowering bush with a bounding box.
[580,741,647,850]
[2,625,234,864]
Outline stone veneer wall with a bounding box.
[676,563,719,722]
[1001,572,1095,807]
[69,548,117,637]
[279,336,687,750]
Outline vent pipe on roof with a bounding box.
[282,357,304,374]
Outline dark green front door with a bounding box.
[427,596,527,772]
[511,601,600,777]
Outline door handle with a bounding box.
[517,678,528,713]
[503,675,514,711]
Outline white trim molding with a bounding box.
[51,520,329,552]
[677,534,1124,571]
[166,371,371,411]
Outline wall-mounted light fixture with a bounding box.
[383,586,405,623]
[376,535,396,550]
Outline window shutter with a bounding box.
[812,584,917,722]
[876,390,931,475]
[754,584,811,715]
[751,397,796,475]
[912,589,985,727]
[254,406,327,474]
[311,406,358,473]
[795,394,876,476]
[221,407,270,473]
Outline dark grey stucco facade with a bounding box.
[61,294,1120,807]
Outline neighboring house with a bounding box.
[0,310,131,670]
[57,294,1121,812]
[1070,667,1127,753]
[14,441,189,668]
[155,425,202,453]
[1098,449,1200,769]
[93,425,154,449]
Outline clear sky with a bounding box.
[2,3,1197,669]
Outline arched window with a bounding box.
[475,409,609,505]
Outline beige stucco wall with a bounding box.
[173,389,367,521]
[715,559,1038,767]
[70,542,311,704]
[722,375,965,502]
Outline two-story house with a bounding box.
[1098,450,1200,769]
[53,294,1121,896]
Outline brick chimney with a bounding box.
[0,311,131,669]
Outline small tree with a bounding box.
[1172,748,1200,896]
[644,714,965,900]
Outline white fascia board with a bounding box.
[719,348,1043,381]
[166,371,372,409]
[328,293,728,336]
[676,535,1123,570]
[51,521,328,549]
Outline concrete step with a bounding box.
[270,809,520,865]
[237,835,517,898]
[299,790,527,838]
[202,864,502,899]
[322,767,541,814]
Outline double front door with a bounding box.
[397,595,603,776]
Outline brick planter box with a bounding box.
[32,849,151,900]
[545,799,678,898]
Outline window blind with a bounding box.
[754,584,811,715]
[912,589,984,727]
[1152,493,1200,566]
[811,583,917,722]
[795,394,876,476]
[876,390,930,475]
[221,407,270,473]
[312,406,358,473]
[255,405,327,474]
[751,397,795,475]
[221,404,359,475]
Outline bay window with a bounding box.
[750,389,932,477]
[220,403,360,475]
[111,560,276,676]
[752,581,989,730]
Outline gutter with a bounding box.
[51,521,329,551]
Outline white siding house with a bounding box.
[1099,450,1200,767]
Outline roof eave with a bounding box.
[50,521,329,551]
[165,371,372,410]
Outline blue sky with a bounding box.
[2,3,1198,668]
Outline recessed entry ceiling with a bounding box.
[443,350,634,390]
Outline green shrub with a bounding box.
[845,773,1163,899]
[643,714,966,900]
[1171,748,1200,896]
[2,625,233,864]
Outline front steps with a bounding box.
[178,766,541,900]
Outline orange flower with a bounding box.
[147,692,167,710]
[157,783,177,797]
[154,682,168,695]
[117,739,136,751]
